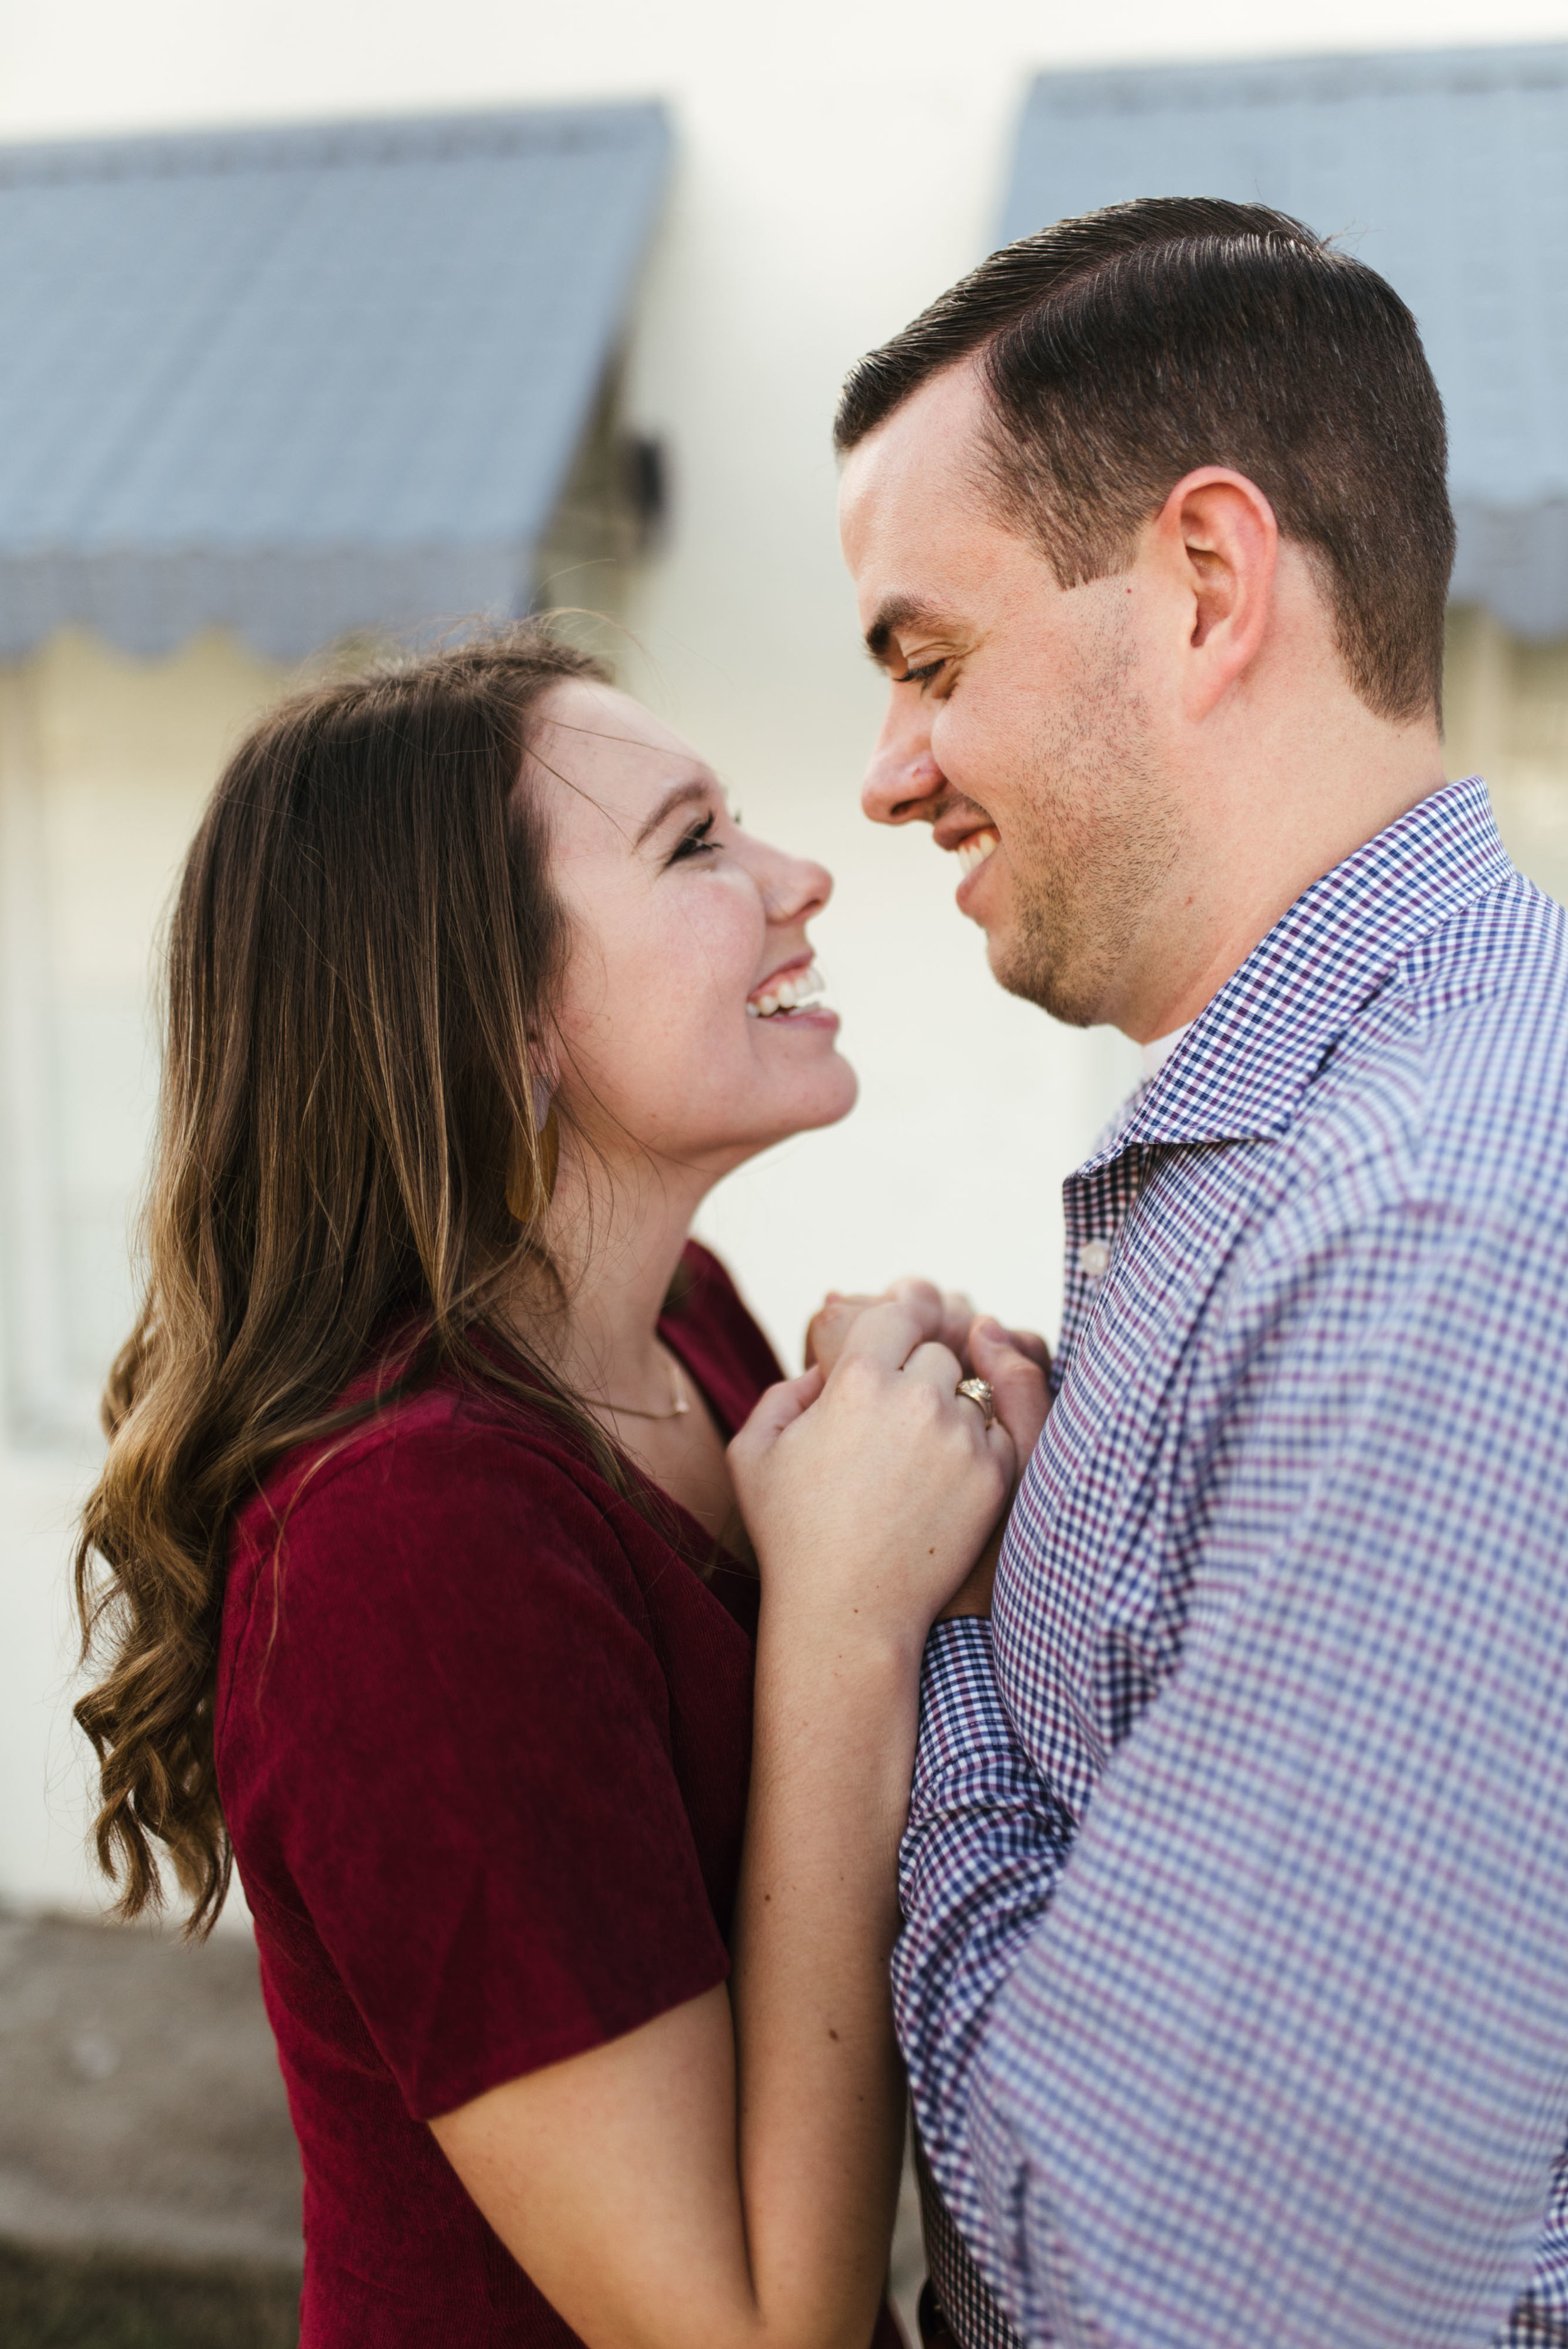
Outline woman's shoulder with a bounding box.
[660,1243,785,1432]
[218,1370,693,1751]
[228,1364,633,1592]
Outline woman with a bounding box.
[73,627,1041,2348]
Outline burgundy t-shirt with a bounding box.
[215,1243,788,2346]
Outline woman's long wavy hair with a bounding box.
[74,623,642,1938]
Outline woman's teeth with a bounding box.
[956,828,1000,878]
[746,965,826,1019]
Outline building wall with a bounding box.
[1445,607,1568,902]
[0,632,287,1911]
[2,0,1565,1911]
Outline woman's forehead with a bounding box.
[532,680,700,811]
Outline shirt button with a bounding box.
[1078,1238,1112,1278]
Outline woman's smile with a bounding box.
[745,957,836,1026]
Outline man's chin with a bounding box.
[984,916,1047,1005]
[986,923,1099,1030]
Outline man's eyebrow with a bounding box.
[632,775,714,848]
[864,595,946,666]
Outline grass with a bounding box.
[0,2241,300,2349]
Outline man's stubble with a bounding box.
[987,602,1184,1031]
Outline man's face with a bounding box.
[838,361,1183,1030]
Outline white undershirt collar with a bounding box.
[1140,1022,1194,1082]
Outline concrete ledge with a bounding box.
[0,1902,930,2343]
[0,2237,300,2347]
[0,1906,301,2344]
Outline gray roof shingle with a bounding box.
[1000,46,1568,637]
[0,104,670,657]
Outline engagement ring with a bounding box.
[955,1376,995,1429]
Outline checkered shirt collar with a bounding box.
[1083,775,1513,1170]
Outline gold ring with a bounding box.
[955,1376,995,1429]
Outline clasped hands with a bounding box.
[729,1280,1051,1647]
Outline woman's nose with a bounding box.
[861,691,946,827]
[761,845,832,928]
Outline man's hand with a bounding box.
[937,1317,1052,1618]
[805,1281,1051,1387]
[806,1280,977,1378]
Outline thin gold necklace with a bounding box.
[597,1354,691,1423]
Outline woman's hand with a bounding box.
[732,1286,1016,1650]
[790,1291,1054,1624]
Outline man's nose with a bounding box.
[861,692,946,827]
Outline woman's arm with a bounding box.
[432,1983,811,2346]
[433,1611,913,2349]
[433,1295,1044,2349]
[728,1307,1051,2304]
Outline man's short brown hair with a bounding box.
[835,198,1454,723]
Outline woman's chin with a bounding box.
[775,1054,860,1139]
[698,1057,860,1164]
[799,1086,857,1142]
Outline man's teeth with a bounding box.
[746,965,826,1019]
[956,828,1000,878]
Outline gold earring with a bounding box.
[507,1105,560,1224]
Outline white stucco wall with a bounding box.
[2,0,1565,1912]
[0,634,289,1917]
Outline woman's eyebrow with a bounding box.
[632,777,714,847]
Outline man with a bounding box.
[835,199,1568,2346]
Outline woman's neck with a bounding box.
[502,1143,711,1414]
[498,1132,749,1556]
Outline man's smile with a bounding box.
[933,801,1005,914]
[955,828,1000,878]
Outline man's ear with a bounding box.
[1151,467,1279,721]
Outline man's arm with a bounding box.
[896,1209,1568,2348]
[892,1615,1073,2320]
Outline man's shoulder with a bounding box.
[1306,870,1568,1224]
[1394,865,1568,1034]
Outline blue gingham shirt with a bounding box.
[895,779,1568,2348]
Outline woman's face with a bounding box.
[531,680,858,1177]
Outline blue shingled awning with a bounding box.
[0,104,671,660]
[1000,46,1568,639]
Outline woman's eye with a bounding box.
[669,813,719,864]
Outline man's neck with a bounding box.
[1117,721,1448,1047]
